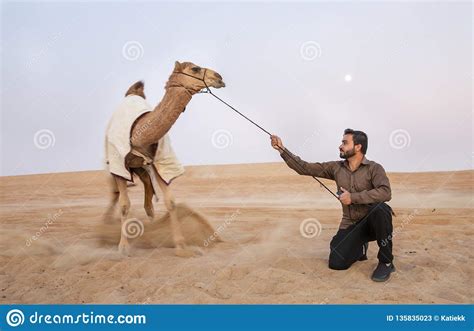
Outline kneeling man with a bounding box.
[271,129,395,282]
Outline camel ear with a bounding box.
[174,61,182,72]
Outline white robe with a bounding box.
[104,95,184,184]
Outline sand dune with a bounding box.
[0,163,472,303]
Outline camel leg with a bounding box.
[114,174,131,255]
[102,174,119,223]
[143,165,194,257]
[134,168,155,222]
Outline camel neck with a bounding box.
[152,87,192,113]
[130,87,193,147]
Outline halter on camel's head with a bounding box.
[124,61,225,99]
[168,61,226,95]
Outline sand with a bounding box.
[0,163,472,304]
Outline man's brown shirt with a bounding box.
[280,148,392,229]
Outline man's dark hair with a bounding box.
[344,128,368,154]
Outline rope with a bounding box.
[176,69,341,200]
[205,89,340,200]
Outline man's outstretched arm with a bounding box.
[271,135,336,180]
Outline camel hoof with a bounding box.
[175,245,194,258]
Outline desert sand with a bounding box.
[0,163,472,304]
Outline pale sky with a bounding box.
[1,1,472,176]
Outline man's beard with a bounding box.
[340,147,356,159]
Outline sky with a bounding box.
[1,1,472,176]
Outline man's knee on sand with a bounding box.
[328,230,356,270]
[328,251,352,270]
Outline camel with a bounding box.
[106,61,225,257]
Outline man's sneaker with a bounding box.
[371,262,395,282]
[358,242,368,261]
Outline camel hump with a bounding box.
[125,80,145,98]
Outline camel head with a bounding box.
[170,61,225,93]
[125,80,146,99]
